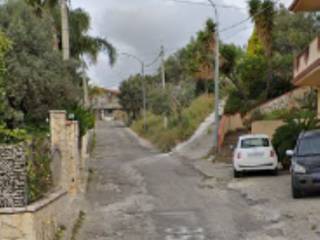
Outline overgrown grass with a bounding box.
[132,95,214,152]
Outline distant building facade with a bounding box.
[90,88,123,120]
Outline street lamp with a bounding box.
[207,0,220,152]
[121,53,147,131]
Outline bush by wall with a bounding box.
[26,135,53,203]
[272,110,320,169]
[67,105,95,137]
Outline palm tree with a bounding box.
[25,0,117,106]
[25,0,116,64]
[248,0,275,98]
[24,0,58,16]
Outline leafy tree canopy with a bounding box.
[0,0,82,127]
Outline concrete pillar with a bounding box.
[65,121,80,195]
[50,111,67,151]
[49,111,80,194]
[50,111,66,189]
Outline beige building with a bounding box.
[289,0,320,116]
[90,88,122,120]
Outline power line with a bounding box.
[164,0,245,9]
[220,0,281,33]
[222,26,253,42]
[145,52,162,68]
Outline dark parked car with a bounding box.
[287,130,320,198]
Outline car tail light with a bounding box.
[270,150,275,158]
[237,152,242,160]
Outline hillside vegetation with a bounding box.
[132,95,213,152]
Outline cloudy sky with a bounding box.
[73,0,293,89]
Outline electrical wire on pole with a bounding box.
[121,51,163,131]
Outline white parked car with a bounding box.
[233,134,278,178]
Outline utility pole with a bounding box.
[141,63,147,131]
[207,0,220,153]
[160,45,168,128]
[61,0,89,108]
[161,45,166,89]
[61,0,70,61]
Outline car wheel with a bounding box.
[272,168,278,176]
[292,186,303,199]
[234,169,241,178]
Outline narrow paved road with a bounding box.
[79,121,264,240]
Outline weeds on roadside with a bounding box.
[53,225,66,240]
[71,211,86,240]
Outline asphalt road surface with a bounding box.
[78,121,320,240]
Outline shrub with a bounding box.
[0,124,28,144]
[262,109,292,121]
[272,110,320,168]
[224,90,254,115]
[67,105,95,137]
[26,135,53,203]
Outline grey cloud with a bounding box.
[74,0,291,88]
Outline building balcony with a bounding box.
[290,0,320,12]
[293,36,320,87]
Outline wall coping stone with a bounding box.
[50,110,67,114]
[0,189,67,215]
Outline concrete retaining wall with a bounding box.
[218,113,245,149]
[0,110,93,240]
[0,190,69,240]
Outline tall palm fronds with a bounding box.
[248,0,275,97]
[24,0,116,66]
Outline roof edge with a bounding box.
[289,0,299,11]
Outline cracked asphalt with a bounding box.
[78,121,320,240]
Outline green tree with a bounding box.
[0,32,11,125]
[0,1,82,127]
[119,75,144,122]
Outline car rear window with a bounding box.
[241,138,269,149]
[298,136,320,155]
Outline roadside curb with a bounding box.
[125,127,155,150]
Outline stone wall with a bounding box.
[0,110,91,240]
[0,145,26,208]
[0,190,72,240]
[245,86,312,119]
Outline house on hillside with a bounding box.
[90,87,123,120]
[289,0,320,116]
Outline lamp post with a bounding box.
[207,0,220,152]
[122,53,147,131]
